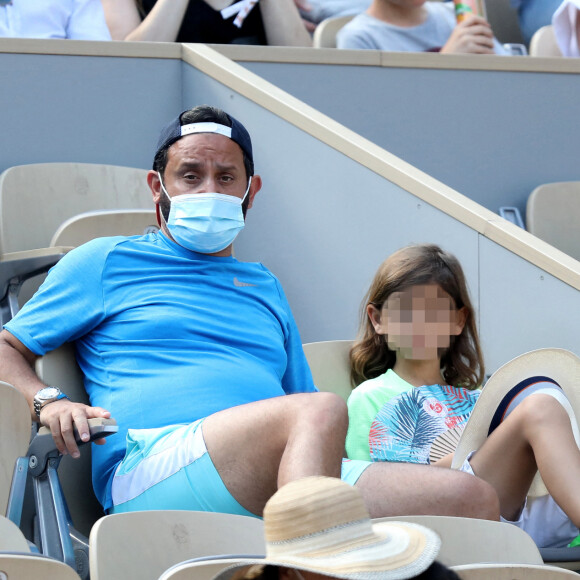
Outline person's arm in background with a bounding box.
[260,0,313,46]
[102,0,190,41]
[440,14,495,54]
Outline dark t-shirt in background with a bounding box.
[140,0,266,44]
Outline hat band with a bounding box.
[180,122,232,139]
[488,375,561,436]
[267,520,396,563]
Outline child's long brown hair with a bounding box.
[350,244,484,389]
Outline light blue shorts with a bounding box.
[110,419,256,517]
[109,419,371,516]
[341,457,372,485]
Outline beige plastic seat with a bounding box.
[89,511,265,580]
[313,15,354,48]
[33,343,102,538]
[302,340,353,401]
[374,515,543,567]
[158,557,257,580]
[0,163,151,254]
[453,563,580,579]
[526,182,580,261]
[0,553,81,579]
[530,25,562,57]
[0,382,31,517]
[0,515,30,552]
[50,209,158,247]
[0,163,151,319]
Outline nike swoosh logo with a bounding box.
[233,277,257,287]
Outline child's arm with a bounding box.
[441,14,495,54]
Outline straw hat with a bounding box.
[451,348,580,497]
[211,476,440,580]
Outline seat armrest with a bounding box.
[29,418,118,477]
[36,417,118,445]
[0,246,74,324]
[0,247,73,287]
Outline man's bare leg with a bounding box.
[202,392,348,516]
[355,462,500,520]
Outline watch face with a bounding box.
[38,386,60,400]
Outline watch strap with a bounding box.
[34,389,70,418]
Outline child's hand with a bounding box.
[441,15,495,54]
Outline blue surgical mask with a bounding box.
[158,173,251,254]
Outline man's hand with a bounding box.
[39,398,111,459]
[441,15,495,54]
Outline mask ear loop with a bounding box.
[242,176,252,204]
[156,172,171,227]
[293,570,306,580]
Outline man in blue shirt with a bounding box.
[0,105,499,519]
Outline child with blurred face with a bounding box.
[346,243,580,549]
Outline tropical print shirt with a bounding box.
[346,369,479,463]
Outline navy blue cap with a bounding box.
[154,110,253,172]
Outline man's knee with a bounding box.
[302,391,348,430]
[454,472,500,520]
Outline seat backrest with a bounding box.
[302,340,353,401]
[35,344,102,537]
[89,511,265,580]
[50,209,158,247]
[313,15,355,48]
[0,382,31,516]
[159,556,260,580]
[526,182,580,261]
[452,563,580,579]
[0,515,30,551]
[484,0,524,44]
[530,25,562,57]
[0,553,81,579]
[373,515,543,566]
[0,163,151,254]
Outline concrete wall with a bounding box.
[218,47,580,222]
[0,41,181,173]
[0,40,578,375]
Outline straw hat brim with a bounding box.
[451,348,580,497]
[211,521,440,580]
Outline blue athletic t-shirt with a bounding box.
[5,232,315,510]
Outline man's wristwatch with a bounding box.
[33,386,70,418]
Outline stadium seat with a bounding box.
[0,163,151,324]
[158,555,262,580]
[33,343,109,539]
[0,382,30,517]
[4,343,117,580]
[89,511,265,580]
[452,562,580,579]
[374,515,543,566]
[50,209,158,247]
[0,515,30,552]
[302,340,353,401]
[526,181,580,261]
[313,15,354,48]
[0,553,82,579]
[530,25,562,57]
